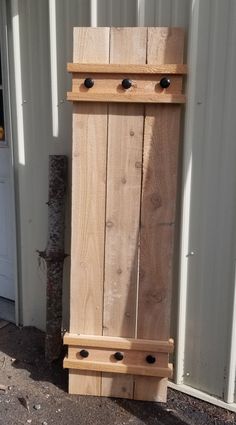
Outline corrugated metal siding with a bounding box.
[183,0,236,403]
[6,0,236,408]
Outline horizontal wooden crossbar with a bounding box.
[67,63,187,75]
[67,92,186,104]
[64,357,173,378]
[64,333,174,353]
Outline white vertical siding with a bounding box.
[181,0,236,405]
[6,0,236,409]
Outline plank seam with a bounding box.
[100,26,111,397]
[101,26,111,396]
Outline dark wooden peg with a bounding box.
[114,352,124,361]
[146,354,156,364]
[80,349,89,358]
[84,78,94,88]
[122,79,132,89]
[160,77,171,89]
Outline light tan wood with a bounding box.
[100,373,133,399]
[72,74,183,95]
[134,27,185,402]
[67,63,187,74]
[64,358,173,378]
[103,104,144,337]
[134,377,168,402]
[64,333,174,353]
[147,27,185,64]
[67,91,186,104]
[69,370,101,396]
[137,104,181,339]
[68,346,168,368]
[73,27,110,64]
[70,104,108,333]
[67,26,185,401]
[101,27,147,399]
[69,27,110,395]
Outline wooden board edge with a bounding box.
[64,357,173,378]
[64,333,174,353]
[67,92,186,104]
[67,63,188,74]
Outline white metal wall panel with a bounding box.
[8,0,52,328]
[182,0,236,403]
[7,0,236,409]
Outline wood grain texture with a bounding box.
[101,27,147,399]
[69,27,110,395]
[69,370,101,396]
[64,333,174,353]
[65,359,172,378]
[71,74,183,95]
[68,63,188,74]
[68,347,169,367]
[67,92,186,103]
[147,27,185,64]
[73,27,110,63]
[134,377,168,402]
[137,104,181,339]
[67,27,185,401]
[70,103,108,334]
[103,104,144,338]
[135,27,184,401]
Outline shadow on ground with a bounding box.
[0,324,235,425]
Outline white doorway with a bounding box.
[0,2,17,322]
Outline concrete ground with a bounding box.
[0,324,235,425]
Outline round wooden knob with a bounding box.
[114,352,124,361]
[84,78,94,88]
[122,79,132,89]
[160,77,171,89]
[80,349,89,358]
[146,355,156,364]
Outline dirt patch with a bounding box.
[0,324,235,425]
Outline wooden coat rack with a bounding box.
[64,27,186,402]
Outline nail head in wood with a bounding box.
[80,349,89,358]
[114,352,124,361]
[146,355,156,364]
[84,78,94,89]
[160,77,171,89]
[122,79,132,89]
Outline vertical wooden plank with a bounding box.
[69,27,110,395]
[135,28,185,401]
[101,28,147,399]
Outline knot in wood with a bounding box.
[150,192,162,209]
[106,220,114,228]
[144,289,166,305]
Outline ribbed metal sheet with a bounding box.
[183,0,236,404]
[6,0,236,408]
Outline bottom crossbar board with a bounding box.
[64,357,173,378]
[63,333,173,379]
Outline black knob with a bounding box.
[160,77,171,89]
[80,349,89,358]
[146,355,156,364]
[114,352,124,361]
[84,78,94,89]
[122,79,132,89]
